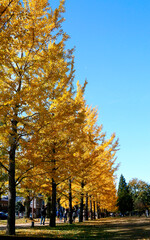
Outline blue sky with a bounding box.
[51,0,150,186]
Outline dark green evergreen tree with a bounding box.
[117,175,133,215]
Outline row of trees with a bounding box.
[117,175,150,216]
[0,0,119,235]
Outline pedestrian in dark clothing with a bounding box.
[40,205,47,225]
[73,211,76,222]
[63,209,67,223]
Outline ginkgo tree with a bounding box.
[0,0,120,235]
[55,82,98,223]
[85,132,119,216]
[14,79,86,227]
[16,81,119,225]
[35,89,84,227]
[55,82,119,223]
[40,84,87,226]
[0,0,76,234]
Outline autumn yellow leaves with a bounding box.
[0,0,119,234]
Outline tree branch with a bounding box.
[15,166,35,186]
[0,162,9,172]
[0,0,14,17]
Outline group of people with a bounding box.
[40,205,79,225]
[56,208,68,222]
[57,207,79,223]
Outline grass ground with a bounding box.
[0,217,34,225]
[0,216,150,239]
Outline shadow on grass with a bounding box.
[1,217,150,239]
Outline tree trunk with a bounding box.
[90,196,92,220]
[102,208,104,218]
[24,196,31,218]
[85,193,88,220]
[93,201,96,219]
[57,198,61,212]
[47,196,51,219]
[96,201,100,219]
[79,180,84,222]
[69,179,72,224]
[101,208,103,218]
[50,178,56,227]
[0,192,2,210]
[6,119,17,235]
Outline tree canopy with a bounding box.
[0,0,119,234]
[128,178,150,214]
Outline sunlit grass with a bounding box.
[0,219,7,225]
[16,227,82,239]
[0,217,39,225]
[0,217,150,239]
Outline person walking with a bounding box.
[40,205,47,225]
[73,211,76,222]
[63,209,67,223]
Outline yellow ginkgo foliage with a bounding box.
[0,0,74,234]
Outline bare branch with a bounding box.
[0,162,9,172]
[0,0,14,17]
[15,165,35,185]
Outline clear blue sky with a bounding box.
[51,0,150,186]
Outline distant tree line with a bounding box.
[117,175,150,216]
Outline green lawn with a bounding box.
[0,216,150,239]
